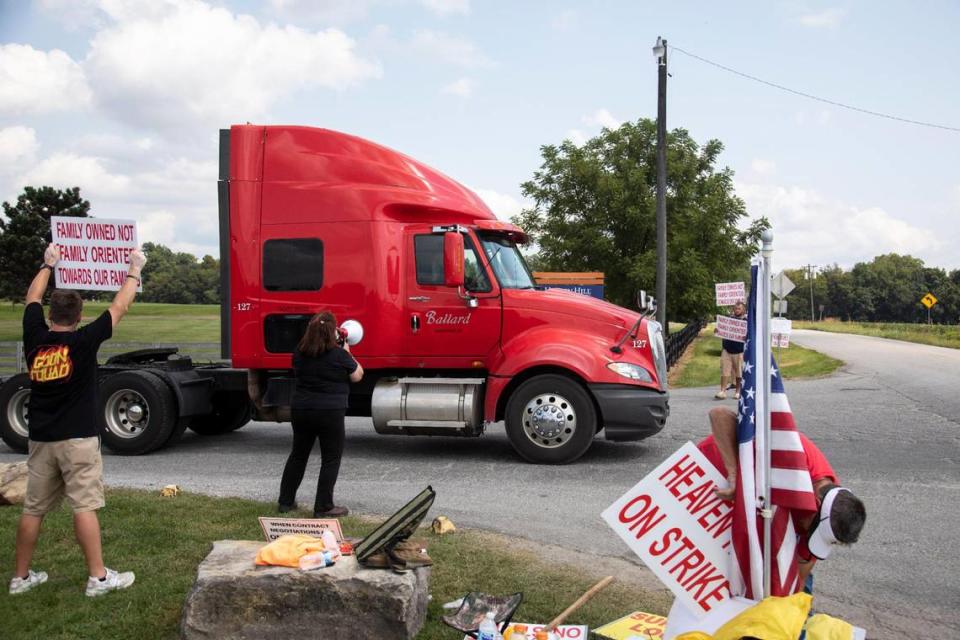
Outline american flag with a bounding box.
[732,263,819,598]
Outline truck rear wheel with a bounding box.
[99,371,177,455]
[188,391,251,436]
[504,374,596,464]
[0,374,31,453]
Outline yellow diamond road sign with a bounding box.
[921,293,938,309]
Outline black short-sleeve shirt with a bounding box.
[23,302,112,441]
[292,347,358,410]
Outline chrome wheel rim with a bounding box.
[522,393,577,448]
[104,389,150,439]
[6,388,30,438]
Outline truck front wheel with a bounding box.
[504,374,596,464]
[0,374,31,453]
[99,371,177,455]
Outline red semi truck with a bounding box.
[0,124,669,464]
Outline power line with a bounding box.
[670,45,960,133]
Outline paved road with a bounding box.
[2,329,957,638]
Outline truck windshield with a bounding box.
[478,233,536,289]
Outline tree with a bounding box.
[140,242,220,304]
[0,186,90,301]
[515,119,768,321]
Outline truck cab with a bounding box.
[222,124,669,463]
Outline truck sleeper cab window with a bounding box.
[263,238,324,291]
[414,234,491,293]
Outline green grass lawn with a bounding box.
[0,302,220,343]
[671,327,843,388]
[0,489,664,640]
[793,320,960,350]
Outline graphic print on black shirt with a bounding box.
[23,302,112,442]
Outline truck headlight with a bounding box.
[607,362,654,383]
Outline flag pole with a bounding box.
[760,229,774,598]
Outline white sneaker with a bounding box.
[734,391,741,400]
[9,570,48,595]
[714,391,727,400]
[85,567,135,597]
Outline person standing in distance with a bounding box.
[11,243,146,597]
[278,311,363,517]
[715,300,746,400]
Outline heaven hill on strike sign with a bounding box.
[50,217,140,292]
[602,442,734,617]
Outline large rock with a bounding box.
[0,462,28,506]
[181,540,430,640]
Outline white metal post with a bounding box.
[760,229,774,598]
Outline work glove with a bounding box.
[44,242,59,267]
[129,248,147,271]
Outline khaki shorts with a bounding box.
[24,437,104,517]
[720,349,744,379]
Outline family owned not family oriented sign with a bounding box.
[50,216,140,292]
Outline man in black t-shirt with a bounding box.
[715,300,746,400]
[10,242,146,597]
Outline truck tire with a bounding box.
[0,374,31,453]
[504,374,597,464]
[188,391,251,436]
[99,370,177,455]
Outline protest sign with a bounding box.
[258,517,344,542]
[463,623,588,640]
[771,317,792,348]
[594,610,667,639]
[602,442,734,618]
[714,282,745,307]
[50,216,140,292]
[715,315,747,343]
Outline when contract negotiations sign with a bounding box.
[50,216,140,292]
[602,442,735,618]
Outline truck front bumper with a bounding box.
[589,383,669,442]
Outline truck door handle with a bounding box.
[411,315,421,332]
[408,296,430,302]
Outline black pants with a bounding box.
[278,408,346,513]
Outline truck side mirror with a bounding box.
[443,232,465,288]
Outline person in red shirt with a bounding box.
[698,407,866,587]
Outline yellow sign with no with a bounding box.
[921,293,938,309]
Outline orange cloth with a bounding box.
[255,534,327,568]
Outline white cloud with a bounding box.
[0,127,40,172]
[267,0,379,25]
[0,44,92,115]
[582,108,622,130]
[551,9,578,32]
[750,158,776,176]
[566,129,589,147]
[84,1,381,133]
[441,77,474,97]
[472,188,528,221]
[411,29,492,68]
[798,8,846,28]
[419,0,470,16]
[736,181,942,268]
[17,152,131,199]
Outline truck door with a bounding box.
[403,228,501,358]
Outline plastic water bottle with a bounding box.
[478,611,500,640]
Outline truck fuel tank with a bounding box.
[371,377,485,437]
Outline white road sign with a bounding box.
[771,272,795,300]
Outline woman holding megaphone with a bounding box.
[278,311,363,517]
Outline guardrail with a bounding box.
[665,319,707,369]
[0,342,223,376]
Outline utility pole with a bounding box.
[803,264,817,322]
[653,36,668,331]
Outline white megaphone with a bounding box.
[339,319,364,346]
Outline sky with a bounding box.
[1,0,958,272]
